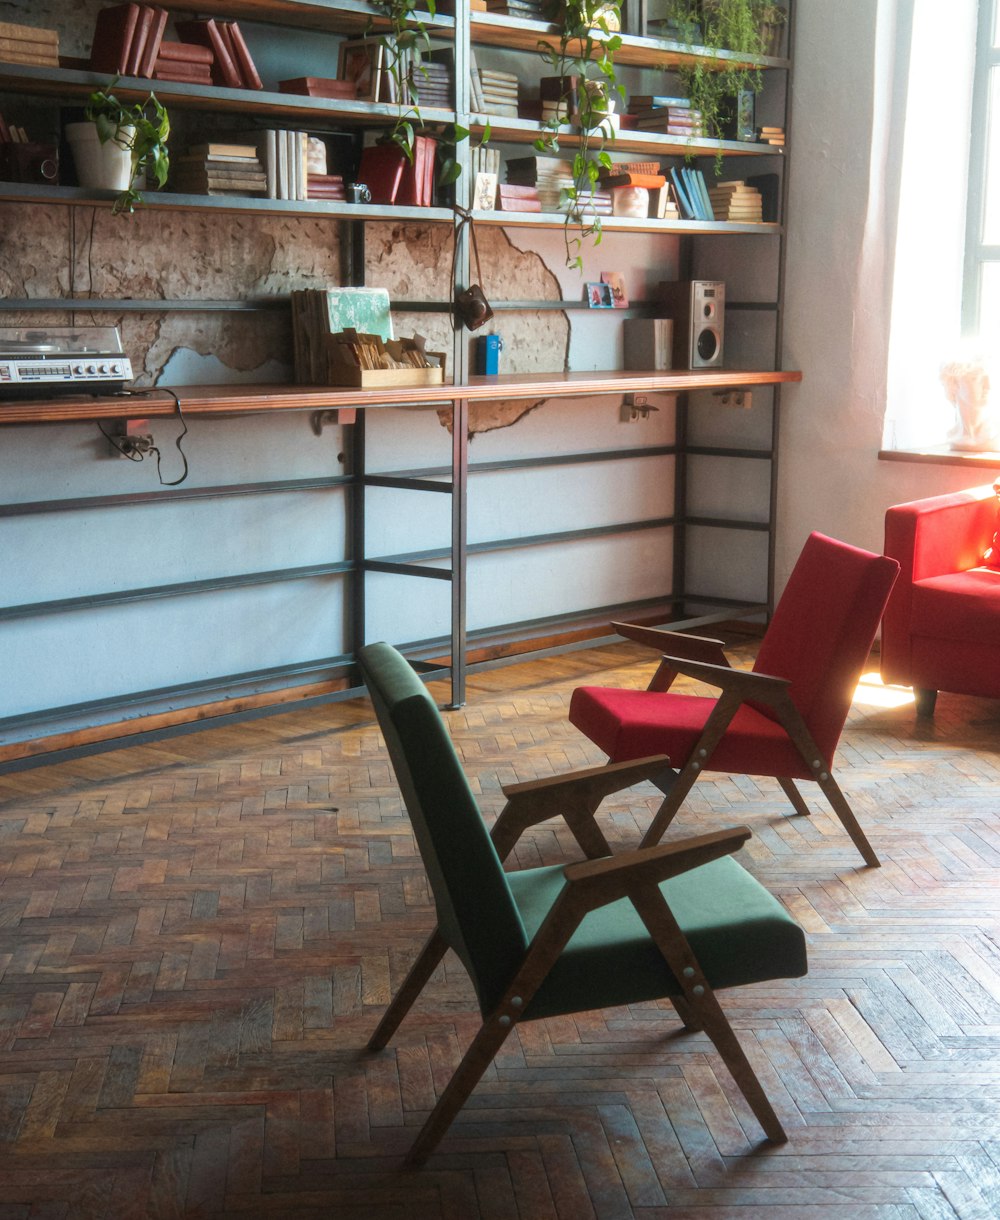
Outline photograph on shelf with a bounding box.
[585,281,615,308]
[473,171,497,211]
[601,271,627,307]
[338,38,384,102]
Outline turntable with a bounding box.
[0,326,133,398]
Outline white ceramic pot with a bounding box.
[65,121,135,191]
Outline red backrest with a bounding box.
[753,533,899,762]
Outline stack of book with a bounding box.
[483,0,547,16]
[0,19,59,68]
[628,95,703,138]
[478,67,519,117]
[173,18,262,89]
[497,182,540,212]
[154,40,213,85]
[89,4,164,77]
[707,179,763,222]
[538,75,579,125]
[307,174,345,201]
[171,142,267,197]
[232,129,317,200]
[408,59,451,108]
[507,155,611,218]
[279,76,356,100]
[756,125,785,147]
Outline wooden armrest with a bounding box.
[501,755,669,801]
[562,826,753,908]
[663,655,791,703]
[491,754,670,862]
[612,621,729,666]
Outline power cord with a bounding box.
[98,388,190,485]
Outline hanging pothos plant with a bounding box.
[534,0,623,269]
[665,0,772,168]
[369,0,468,187]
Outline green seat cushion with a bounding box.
[507,855,807,1021]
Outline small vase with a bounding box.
[65,121,136,191]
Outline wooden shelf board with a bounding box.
[0,370,802,426]
[469,116,782,158]
[149,0,453,35]
[478,210,779,235]
[469,12,788,71]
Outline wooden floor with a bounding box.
[2,641,1000,1219]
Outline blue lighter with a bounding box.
[474,333,503,375]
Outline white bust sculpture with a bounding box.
[941,357,996,452]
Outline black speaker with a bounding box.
[658,280,725,369]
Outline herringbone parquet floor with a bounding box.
[2,640,1000,1219]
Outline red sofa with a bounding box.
[881,482,1000,715]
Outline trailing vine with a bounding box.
[368,0,467,187]
[534,0,623,269]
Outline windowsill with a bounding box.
[879,446,1000,468]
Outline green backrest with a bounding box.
[358,643,529,1015]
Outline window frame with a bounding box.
[964,0,1000,337]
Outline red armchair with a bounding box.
[570,533,900,868]
[881,482,1000,716]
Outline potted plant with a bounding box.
[65,81,170,214]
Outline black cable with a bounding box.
[96,388,190,485]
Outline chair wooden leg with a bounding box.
[368,928,448,1052]
[669,993,703,1031]
[403,1012,517,1168]
[777,777,812,817]
[640,766,698,847]
[630,887,787,1143]
[817,773,880,868]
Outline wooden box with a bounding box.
[326,335,446,388]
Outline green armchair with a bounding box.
[359,641,808,1166]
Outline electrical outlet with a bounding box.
[714,390,752,410]
[117,433,154,458]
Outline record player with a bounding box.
[0,326,133,398]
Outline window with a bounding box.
[966,0,1000,345]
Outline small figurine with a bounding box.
[940,356,996,451]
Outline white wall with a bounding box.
[777,0,995,590]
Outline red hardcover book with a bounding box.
[224,22,262,90]
[356,144,406,205]
[138,5,167,78]
[124,3,153,76]
[154,60,213,83]
[156,40,214,64]
[173,18,241,88]
[279,77,356,99]
[88,2,140,76]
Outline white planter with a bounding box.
[65,121,136,191]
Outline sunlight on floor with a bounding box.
[852,670,917,709]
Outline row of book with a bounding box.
[356,135,437,207]
[88,4,262,89]
[0,20,59,68]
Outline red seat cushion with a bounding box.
[911,568,1000,642]
[569,686,814,779]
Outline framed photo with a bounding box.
[585,281,614,308]
[338,38,384,103]
[601,271,628,308]
[472,171,497,211]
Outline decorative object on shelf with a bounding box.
[941,354,996,452]
[601,271,627,307]
[72,80,169,214]
[585,281,614,307]
[534,0,624,267]
[755,2,787,56]
[0,116,58,184]
[327,330,445,387]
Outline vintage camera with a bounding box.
[455,283,494,331]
